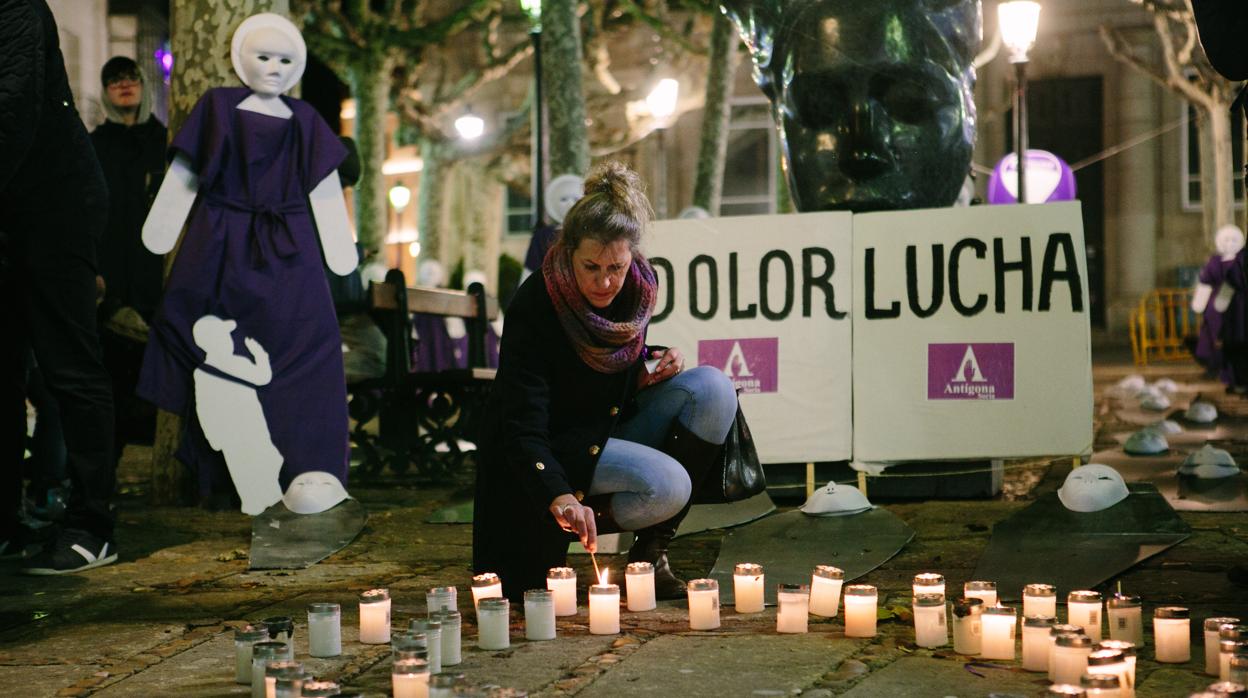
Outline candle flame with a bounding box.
[599,568,610,586]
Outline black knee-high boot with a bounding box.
[627,421,722,600]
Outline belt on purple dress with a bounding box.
[204,194,305,267]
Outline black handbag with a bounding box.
[694,398,766,504]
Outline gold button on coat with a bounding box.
[589,445,601,456]
[609,406,620,416]
[575,491,585,501]
[535,462,545,471]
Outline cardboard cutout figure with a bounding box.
[1194,225,1245,381]
[137,13,356,515]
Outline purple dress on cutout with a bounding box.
[137,87,349,493]
[1196,254,1237,383]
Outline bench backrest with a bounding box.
[369,269,498,380]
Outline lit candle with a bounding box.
[307,603,341,658]
[626,562,656,612]
[1086,648,1129,698]
[913,573,945,598]
[1043,686,1086,697]
[810,565,845,617]
[1067,591,1103,642]
[1052,633,1094,685]
[263,616,295,661]
[525,589,556,641]
[1024,584,1058,619]
[301,680,341,697]
[477,598,510,650]
[952,597,984,656]
[392,632,428,663]
[359,588,392,644]
[547,567,577,616]
[963,580,997,606]
[472,573,503,609]
[430,672,467,698]
[1023,615,1058,672]
[1231,655,1248,685]
[1207,618,1242,676]
[734,563,765,614]
[1079,672,1121,697]
[1153,606,1190,663]
[1106,594,1142,645]
[249,642,286,698]
[687,579,721,630]
[981,606,1018,660]
[1209,681,1248,696]
[1097,640,1137,696]
[590,570,621,635]
[273,670,306,698]
[409,619,442,674]
[843,584,878,638]
[1222,641,1248,682]
[262,660,303,698]
[776,584,810,634]
[426,586,457,616]
[392,657,431,698]
[1049,625,1087,682]
[912,593,948,648]
[432,610,462,666]
[234,624,269,684]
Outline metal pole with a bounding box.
[656,128,668,219]
[531,29,545,228]
[1014,60,1029,205]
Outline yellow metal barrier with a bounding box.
[1129,287,1200,366]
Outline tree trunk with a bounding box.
[1208,102,1236,232]
[157,0,289,506]
[542,0,589,177]
[417,138,448,265]
[1198,115,1215,238]
[349,54,391,253]
[692,12,738,214]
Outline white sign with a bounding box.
[851,201,1093,461]
[645,213,854,463]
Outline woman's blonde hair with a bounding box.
[558,162,653,251]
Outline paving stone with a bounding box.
[838,656,1048,697]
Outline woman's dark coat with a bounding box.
[473,270,647,599]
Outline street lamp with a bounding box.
[521,0,545,229]
[455,110,485,140]
[998,1,1041,204]
[389,182,412,268]
[646,78,680,218]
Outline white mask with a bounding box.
[1179,444,1239,480]
[417,259,446,288]
[231,14,306,96]
[678,206,711,220]
[1139,390,1171,411]
[1185,401,1218,424]
[1114,374,1146,395]
[1058,464,1130,513]
[545,174,584,225]
[1124,428,1168,456]
[282,471,349,514]
[1151,378,1179,394]
[1215,224,1246,261]
[1149,419,1183,435]
[801,482,873,517]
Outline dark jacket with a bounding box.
[1192,0,1248,81]
[473,270,647,599]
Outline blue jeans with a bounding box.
[588,366,737,530]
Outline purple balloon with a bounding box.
[987,150,1077,205]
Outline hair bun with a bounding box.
[582,161,651,224]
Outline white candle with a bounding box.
[626,562,656,612]
[392,632,428,663]
[432,610,462,666]
[964,581,998,607]
[262,660,303,698]
[589,579,621,635]
[477,598,510,650]
[1231,655,1248,684]
[952,598,984,655]
[913,573,945,599]
[843,584,877,638]
[1079,673,1121,697]
[734,563,765,614]
[426,586,457,616]
[392,658,430,698]
[1067,590,1103,642]
[1052,633,1094,685]
[776,584,810,634]
[472,573,503,610]
[262,616,294,662]
[1045,686,1086,697]
[524,589,556,641]
[1024,584,1057,619]
[687,579,720,630]
[810,565,844,618]
[547,567,577,616]
[301,680,342,696]
[273,671,305,698]
[1153,606,1190,663]
[409,619,442,674]
[1206,618,1241,676]
[1106,594,1142,645]
[234,624,268,684]
[1096,640,1137,696]
[429,672,466,698]
[912,594,947,648]
[1048,626,1087,682]
[1023,615,1057,672]
[1086,648,1129,698]
[1221,639,1248,681]
[981,606,1017,660]
[249,642,286,698]
[359,588,391,644]
[307,603,341,658]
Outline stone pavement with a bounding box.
[2,348,1246,697]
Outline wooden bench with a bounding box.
[348,268,498,479]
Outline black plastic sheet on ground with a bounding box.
[1094,448,1248,512]
[250,499,368,569]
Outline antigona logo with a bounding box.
[697,337,779,394]
[927,343,1015,400]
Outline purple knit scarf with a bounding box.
[543,242,657,374]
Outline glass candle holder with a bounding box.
[981,605,1018,660]
[1208,619,1243,676]
[472,573,503,610]
[249,642,286,698]
[1231,655,1248,685]
[546,567,577,616]
[687,579,720,630]
[392,631,428,661]
[359,588,392,644]
[301,680,341,697]
[525,589,556,641]
[307,603,342,658]
[265,662,304,698]
[1024,584,1058,619]
[1023,615,1058,672]
[1049,626,1088,682]
[1044,685,1087,697]
[1096,640,1137,695]
[263,616,295,661]
[776,584,810,634]
[1107,594,1142,645]
[913,573,945,598]
[410,619,443,674]
[1067,591,1103,642]
[1053,633,1094,685]
[392,658,431,698]
[810,565,845,617]
[234,624,269,684]
[1154,606,1191,663]
[964,580,998,607]
[912,593,947,648]
[734,563,765,614]
[1080,672,1121,697]
[477,598,510,650]
[426,586,457,617]
[626,562,656,612]
[430,672,467,698]
[952,597,984,656]
[589,581,621,635]
[432,610,462,666]
[1206,681,1248,696]
[843,584,878,638]
[1086,648,1129,698]
[1221,640,1248,682]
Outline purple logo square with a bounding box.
[927,343,1015,400]
[698,338,779,394]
